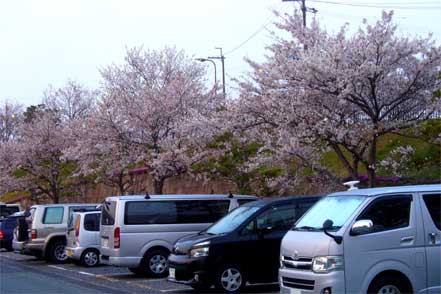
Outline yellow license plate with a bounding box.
[169,267,176,279]
[66,249,73,257]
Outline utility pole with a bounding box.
[282,0,317,28]
[209,47,226,98]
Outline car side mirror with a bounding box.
[350,219,373,236]
[257,224,273,234]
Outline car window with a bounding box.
[256,205,297,231]
[237,199,257,206]
[43,207,64,224]
[176,200,230,223]
[422,194,441,230]
[125,201,177,225]
[84,213,100,231]
[356,195,412,233]
[68,206,97,226]
[101,201,116,225]
[0,206,19,219]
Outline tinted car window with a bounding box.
[422,194,441,230]
[68,206,97,226]
[0,206,19,218]
[84,213,100,231]
[176,200,230,223]
[357,195,412,233]
[256,205,297,231]
[101,201,116,225]
[43,207,64,224]
[125,201,177,225]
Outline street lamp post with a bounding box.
[196,58,217,95]
[209,47,226,98]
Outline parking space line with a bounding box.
[78,271,96,276]
[48,265,68,271]
[160,289,189,293]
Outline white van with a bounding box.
[100,194,257,277]
[279,184,440,294]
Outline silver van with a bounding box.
[100,194,257,277]
[65,211,101,267]
[13,203,98,263]
[279,184,441,294]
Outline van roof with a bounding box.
[329,184,441,197]
[30,203,98,208]
[104,194,257,201]
[243,195,323,207]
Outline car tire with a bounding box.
[215,264,246,293]
[368,275,412,294]
[47,240,68,264]
[81,249,100,267]
[139,249,170,278]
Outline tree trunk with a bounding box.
[52,188,59,204]
[153,178,165,194]
[331,144,358,180]
[367,136,378,188]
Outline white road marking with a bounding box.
[48,265,67,271]
[160,289,188,293]
[78,271,96,276]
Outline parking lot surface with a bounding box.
[0,250,279,294]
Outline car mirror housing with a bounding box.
[350,219,373,236]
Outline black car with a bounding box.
[167,196,321,292]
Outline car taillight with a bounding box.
[31,229,37,239]
[75,217,81,237]
[0,230,4,239]
[114,227,120,249]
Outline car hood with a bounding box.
[174,232,219,255]
[281,231,343,259]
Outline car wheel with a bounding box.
[47,240,68,264]
[81,249,100,267]
[139,249,169,278]
[215,264,246,293]
[368,275,412,294]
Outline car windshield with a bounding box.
[206,206,260,235]
[293,196,366,231]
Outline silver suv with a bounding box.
[13,203,98,263]
[100,194,257,277]
[65,211,101,267]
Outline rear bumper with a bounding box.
[100,255,141,267]
[65,246,85,260]
[24,240,45,253]
[12,240,25,251]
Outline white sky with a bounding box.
[1,0,440,106]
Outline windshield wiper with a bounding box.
[293,226,320,231]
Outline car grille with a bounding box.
[282,277,315,290]
[282,256,313,270]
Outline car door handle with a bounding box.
[400,236,414,243]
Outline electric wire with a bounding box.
[308,0,441,10]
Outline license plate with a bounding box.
[169,267,176,279]
[102,238,109,248]
[66,249,73,257]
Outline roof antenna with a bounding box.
[228,191,234,198]
[145,192,150,199]
[343,181,360,191]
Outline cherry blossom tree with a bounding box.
[71,47,219,194]
[0,100,22,143]
[240,11,441,187]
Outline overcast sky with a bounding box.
[1,0,440,106]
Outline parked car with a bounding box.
[0,202,21,219]
[65,211,101,267]
[0,212,24,251]
[13,203,98,263]
[279,184,441,294]
[100,194,258,278]
[168,196,321,292]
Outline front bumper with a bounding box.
[279,268,345,294]
[65,246,85,260]
[167,254,210,286]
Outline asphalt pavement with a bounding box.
[0,250,279,294]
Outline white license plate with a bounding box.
[102,238,109,248]
[66,249,73,257]
[169,267,176,279]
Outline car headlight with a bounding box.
[190,247,209,258]
[190,241,210,258]
[312,256,344,273]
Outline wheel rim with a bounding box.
[220,268,242,292]
[149,254,167,274]
[84,251,98,266]
[378,285,401,294]
[55,244,67,261]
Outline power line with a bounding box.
[308,0,441,10]
[224,5,282,56]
